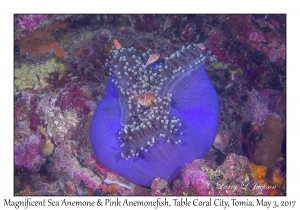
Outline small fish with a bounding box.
[138,92,156,106]
[130,89,156,106]
[197,43,205,51]
[145,53,160,66]
[113,39,122,50]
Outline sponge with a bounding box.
[253,114,284,179]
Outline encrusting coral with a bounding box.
[18,21,68,58]
[14,58,66,90]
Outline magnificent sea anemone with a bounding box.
[90,44,219,187]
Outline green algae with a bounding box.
[14,58,66,90]
[211,61,228,70]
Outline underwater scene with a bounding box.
[14,14,286,196]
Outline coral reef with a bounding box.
[14,134,46,171]
[18,21,68,58]
[213,132,230,152]
[14,15,47,38]
[151,177,171,196]
[276,88,286,122]
[181,161,212,195]
[170,154,284,196]
[249,163,285,196]
[242,88,281,125]
[14,58,66,90]
[52,144,103,194]
[13,14,286,196]
[225,15,286,63]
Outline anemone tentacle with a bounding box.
[90,44,219,187]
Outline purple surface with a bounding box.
[90,63,219,187]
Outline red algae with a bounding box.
[54,83,92,116]
[29,113,41,131]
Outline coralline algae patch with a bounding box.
[154,154,284,196]
[14,134,46,172]
[52,144,103,194]
[14,91,46,171]
[14,89,102,195]
[54,83,95,116]
[14,75,105,193]
[14,58,66,91]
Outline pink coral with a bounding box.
[213,132,230,152]
[15,15,46,36]
[224,15,286,63]
[242,88,281,125]
[182,163,211,195]
[151,177,171,196]
[52,144,102,192]
[220,153,250,180]
[64,181,76,194]
[249,31,267,43]
[54,83,94,116]
[14,135,45,171]
[172,179,188,196]
[29,113,41,132]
